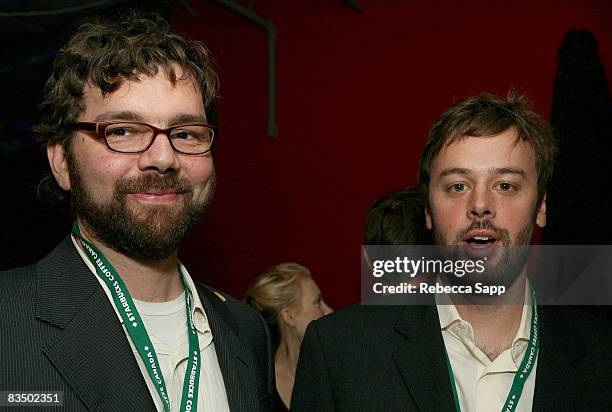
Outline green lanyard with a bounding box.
[444,288,539,412]
[72,222,201,412]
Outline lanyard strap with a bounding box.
[444,288,539,412]
[72,222,201,412]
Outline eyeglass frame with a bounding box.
[73,121,218,155]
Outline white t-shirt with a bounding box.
[72,236,231,411]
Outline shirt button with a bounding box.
[458,322,466,330]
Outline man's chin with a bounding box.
[128,214,187,240]
[125,199,185,221]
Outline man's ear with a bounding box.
[536,193,547,228]
[47,139,71,191]
[425,206,433,230]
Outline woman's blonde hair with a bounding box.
[244,263,312,347]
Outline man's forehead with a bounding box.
[79,68,205,124]
[82,70,200,99]
[431,130,537,177]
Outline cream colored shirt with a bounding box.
[72,236,230,412]
[436,284,538,412]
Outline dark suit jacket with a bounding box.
[0,237,275,411]
[292,304,612,411]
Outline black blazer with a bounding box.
[0,237,275,411]
[292,304,612,411]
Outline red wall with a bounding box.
[175,1,612,309]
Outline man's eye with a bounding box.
[174,130,195,140]
[498,183,515,192]
[107,126,139,138]
[449,183,465,193]
[109,128,129,136]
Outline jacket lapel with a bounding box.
[390,305,456,412]
[532,307,588,412]
[389,303,590,412]
[36,237,156,411]
[196,284,260,412]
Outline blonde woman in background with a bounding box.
[245,263,333,411]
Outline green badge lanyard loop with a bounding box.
[72,222,201,412]
[444,288,539,412]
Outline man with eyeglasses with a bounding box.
[0,11,274,411]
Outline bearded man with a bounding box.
[0,11,274,411]
[292,91,612,412]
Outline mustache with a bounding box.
[455,220,510,243]
[114,173,192,195]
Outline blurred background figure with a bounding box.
[245,262,332,411]
[362,186,433,302]
[364,185,432,263]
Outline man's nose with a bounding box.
[467,185,495,220]
[137,133,179,173]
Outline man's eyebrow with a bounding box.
[438,167,471,178]
[93,112,207,125]
[94,111,144,122]
[169,113,208,125]
[438,167,527,179]
[493,167,527,179]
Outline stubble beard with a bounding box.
[68,154,215,261]
[432,216,535,291]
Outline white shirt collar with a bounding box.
[177,261,211,337]
[436,280,533,365]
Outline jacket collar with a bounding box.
[532,306,589,411]
[390,305,457,412]
[195,283,264,411]
[390,303,590,412]
[35,236,264,411]
[36,236,156,411]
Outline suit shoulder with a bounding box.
[541,306,612,359]
[1,263,37,279]
[0,264,37,296]
[558,306,612,340]
[194,281,265,324]
[310,303,406,337]
[317,303,406,324]
[542,306,612,333]
[194,281,274,394]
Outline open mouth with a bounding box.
[465,236,496,247]
[461,231,500,257]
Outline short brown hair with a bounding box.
[364,186,431,246]
[35,9,218,147]
[418,90,556,204]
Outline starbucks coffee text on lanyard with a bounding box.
[72,221,202,412]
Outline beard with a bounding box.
[68,155,215,261]
[433,217,535,291]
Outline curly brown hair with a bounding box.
[35,9,219,205]
[35,9,218,147]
